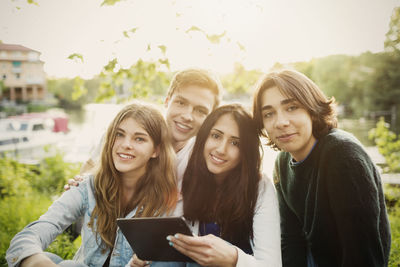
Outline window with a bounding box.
[16,73,20,79]
[2,74,6,80]
[12,61,22,67]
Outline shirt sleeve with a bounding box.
[6,182,87,267]
[324,142,390,266]
[236,177,282,267]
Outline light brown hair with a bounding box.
[166,68,222,110]
[253,69,338,149]
[89,103,177,249]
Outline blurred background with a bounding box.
[0,0,400,265]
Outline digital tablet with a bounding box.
[117,216,195,262]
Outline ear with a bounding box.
[164,97,170,108]
[151,145,160,158]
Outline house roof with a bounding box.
[0,43,40,53]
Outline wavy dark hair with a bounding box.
[253,69,337,149]
[182,104,261,246]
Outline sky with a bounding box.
[1,0,399,79]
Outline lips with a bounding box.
[117,153,134,160]
[276,133,297,142]
[174,121,192,133]
[210,153,227,165]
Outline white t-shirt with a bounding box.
[175,137,196,191]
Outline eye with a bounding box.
[175,100,186,106]
[135,137,146,142]
[116,131,124,137]
[195,108,208,116]
[263,111,274,119]
[211,132,220,139]
[230,139,240,147]
[287,105,298,112]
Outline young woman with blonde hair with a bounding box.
[7,103,179,267]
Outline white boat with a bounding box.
[0,113,70,164]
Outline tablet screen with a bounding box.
[117,216,195,262]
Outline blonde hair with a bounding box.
[166,68,222,110]
[89,103,177,249]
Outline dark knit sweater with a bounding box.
[274,129,391,267]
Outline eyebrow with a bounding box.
[117,127,149,137]
[261,98,296,111]
[211,128,240,140]
[175,95,210,113]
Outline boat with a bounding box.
[0,112,70,164]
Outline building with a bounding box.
[0,43,46,102]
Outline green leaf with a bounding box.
[206,31,226,44]
[67,53,84,63]
[158,45,167,55]
[27,0,39,5]
[101,0,123,6]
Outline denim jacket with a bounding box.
[6,175,137,267]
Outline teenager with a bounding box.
[77,68,222,180]
[7,103,179,267]
[131,104,282,266]
[252,69,391,267]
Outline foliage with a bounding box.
[96,58,170,103]
[29,150,81,195]
[47,76,101,108]
[0,157,32,198]
[369,118,400,173]
[221,63,262,96]
[0,194,52,265]
[384,184,400,267]
[0,152,81,266]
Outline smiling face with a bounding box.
[203,113,241,182]
[112,117,157,179]
[261,86,316,162]
[165,85,216,152]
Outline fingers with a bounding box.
[74,174,84,182]
[167,234,209,260]
[130,254,151,267]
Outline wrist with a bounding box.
[228,246,238,267]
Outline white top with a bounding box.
[235,175,282,267]
[186,175,282,267]
[175,137,195,190]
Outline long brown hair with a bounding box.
[89,103,177,249]
[182,104,261,246]
[253,69,337,149]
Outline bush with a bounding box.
[29,149,81,195]
[385,184,400,266]
[0,157,33,198]
[369,117,400,173]
[0,152,81,266]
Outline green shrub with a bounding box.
[385,184,400,267]
[0,157,33,198]
[29,149,81,195]
[0,153,81,266]
[0,194,52,266]
[369,117,400,173]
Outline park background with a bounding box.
[1,0,400,266]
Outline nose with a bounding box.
[275,111,290,128]
[215,139,228,155]
[180,106,194,122]
[122,137,133,149]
